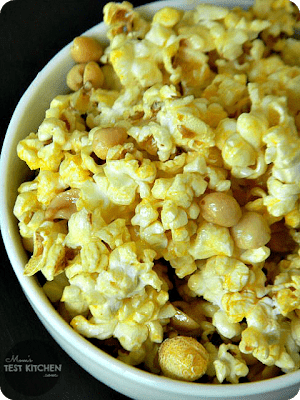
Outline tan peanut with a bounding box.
[67,62,104,91]
[83,61,104,89]
[92,127,128,160]
[45,189,80,220]
[158,336,209,381]
[173,300,209,324]
[199,192,242,227]
[66,63,85,91]
[170,305,202,336]
[71,36,103,63]
[230,211,271,249]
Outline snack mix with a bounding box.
[13,0,300,383]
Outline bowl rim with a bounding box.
[1,0,300,397]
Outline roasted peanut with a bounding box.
[71,36,103,63]
[83,61,104,89]
[170,305,202,336]
[45,189,80,220]
[231,211,271,249]
[66,63,85,91]
[92,127,128,160]
[200,192,242,227]
[158,336,209,381]
[67,62,104,91]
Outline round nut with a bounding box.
[66,63,86,91]
[199,192,242,227]
[158,336,209,381]
[83,61,104,89]
[92,127,128,160]
[71,36,103,63]
[231,211,271,249]
[170,308,202,335]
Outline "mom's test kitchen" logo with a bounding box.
[2,340,62,396]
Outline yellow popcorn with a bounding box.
[203,74,248,113]
[169,255,197,279]
[14,190,40,221]
[110,40,163,88]
[37,117,68,145]
[253,0,297,37]
[103,1,149,41]
[239,246,271,264]
[222,290,257,323]
[128,122,174,162]
[189,222,234,260]
[139,221,168,252]
[14,0,300,384]
[152,172,207,208]
[17,132,64,171]
[236,112,268,150]
[239,299,299,372]
[61,285,90,319]
[36,170,67,205]
[195,4,229,21]
[272,269,300,315]
[59,153,92,187]
[153,7,182,28]
[214,344,249,383]
[188,256,249,307]
[43,272,69,303]
[23,220,67,280]
[104,155,156,204]
[212,310,242,339]
[96,218,131,249]
[281,38,300,67]
[131,198,160,228]
[222,133,256,168]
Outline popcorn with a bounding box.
[17,132,64,171]
[37,118,68,145]
[24,221,68,280]
[36,171,68,205]
[188,256,250,307]
[214,344,249,383]
[212,310,242,339]
[189,223,234,260]
[103,154,157,204]
[43,272,69,303]
[239,299,300,372]
[14,0,300,384]
[272,269,300,315]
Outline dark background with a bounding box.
[0,0,150,399]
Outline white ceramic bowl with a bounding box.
[1,1,300,399]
